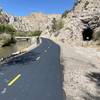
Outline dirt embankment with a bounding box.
[52,37,100,100]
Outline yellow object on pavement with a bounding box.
[8,74,21,86]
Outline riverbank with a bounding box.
[0,37,41,64]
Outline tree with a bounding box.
[0,24,16,45]
[52,18,64,32]
[62,10,69,18]
[52,18,57,32]
[0,24,16,33]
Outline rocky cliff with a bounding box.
[0,8,61,32]
[10,13,61,32]
[56,0,100,44]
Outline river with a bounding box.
[0,41,31,58]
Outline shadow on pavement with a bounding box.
[0,38,66,100]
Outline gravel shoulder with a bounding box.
[54,38,100,100]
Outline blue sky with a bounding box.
[0,0,75,16]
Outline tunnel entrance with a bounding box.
[82,27,93,41]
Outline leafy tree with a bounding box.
[52,18,57,32]
[56,19,64,30]
[52,18,64,32]
[0,24,16,45]
[0,24,16,33]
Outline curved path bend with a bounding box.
[0,38,64,100]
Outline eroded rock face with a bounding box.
[11,13,61,32]
[0,7,61,32]
[74,0,100,29]
[56,0,100,43]
[0,13,9,24]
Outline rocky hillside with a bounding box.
[10,13,61,32]
[0,0,100,45]
[0,8,61,46]
[0,8,61,32]
[55,0,100,44]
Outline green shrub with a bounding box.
[0,24,16,33]
[56,19,64,30]
[0,24,5,33]
[52,18,64,32]
[5,24,16,33]
[29,30,42,36]
[13,30,42,37]
[0,24,16,46]
[0,33,12,47]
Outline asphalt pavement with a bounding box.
[0,38,64,100]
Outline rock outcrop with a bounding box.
[56,0,100,44]
[11,13,61,32]
[0,7,61,32]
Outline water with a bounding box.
[0,41,31,58]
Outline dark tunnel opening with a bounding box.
[82,27,93,41]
